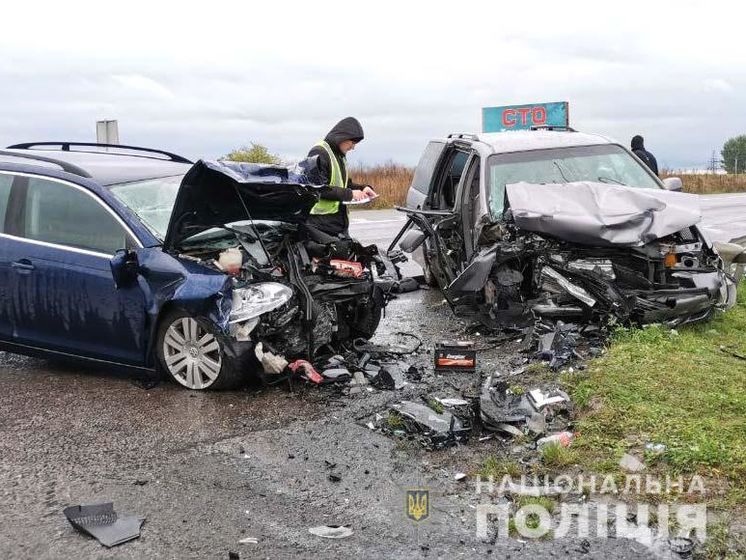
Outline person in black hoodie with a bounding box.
[306,117,377,237]
[631,135,659,176]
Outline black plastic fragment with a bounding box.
[63,502,144,548]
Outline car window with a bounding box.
[110,175,183,240]
[435,149,469,209]
[23,177,128,255]
[0,174,12,233]
[411,142,445,194]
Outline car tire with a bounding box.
[156,309,245,390]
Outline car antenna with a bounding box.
[231,184,275,268]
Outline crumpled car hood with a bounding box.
[505,181,702,247]
[163,159,322,252]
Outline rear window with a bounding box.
[0,174,12,233]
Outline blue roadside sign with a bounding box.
[482,101,569,132]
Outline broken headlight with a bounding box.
[229,282,293,324]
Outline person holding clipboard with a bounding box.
[306,117,378,237]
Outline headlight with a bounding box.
[229,282,293,324]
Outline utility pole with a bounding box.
[708,150,719,174]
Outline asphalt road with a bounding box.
[1,199,743,559]
[698,192,746,243]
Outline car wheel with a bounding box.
[156,310,244,390]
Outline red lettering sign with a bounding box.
[502,109,516,127]
[516,107,531,125]
[532,107,546,125]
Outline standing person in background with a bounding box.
[307,117,377,237]
[631,135,659,176]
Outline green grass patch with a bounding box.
[569,283,746,504]
[480,456,522,479]
[514,495,558,514]
[540,442,579,469]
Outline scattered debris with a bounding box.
[321,367,352,382]
[288,360,324,384]
[308,525,354,539]
[238,537,259,544]
[619,453,646,472]
[479,376,571,436]
[536,431,574,449]
[63,502,144,548]
[454,472,468,482]
[369,362,408,390]
[668,536,694,556]
[390,401,470,448]
[254,342,288,374]
[720,345,746,361]
[645,443,666,455]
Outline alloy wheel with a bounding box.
[162,317,222,389]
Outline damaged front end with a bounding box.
[154,159,394,377]
[396,181,737,338]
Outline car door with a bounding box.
[4,172,147,364]
[0,173,15,338]
[406,141,446,210]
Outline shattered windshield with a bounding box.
[110,175,183,240]
[487,144,661,219]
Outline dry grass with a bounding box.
[346,163,746,210]
[664,172,746,195]
[349,162,413,209]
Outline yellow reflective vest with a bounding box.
[310,140,349,215]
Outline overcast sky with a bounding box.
[1,1,744,169]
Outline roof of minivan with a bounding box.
[473,130,616,154]
[0,148,192,186]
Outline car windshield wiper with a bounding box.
[552,160,571,183]
[597,175,625,186]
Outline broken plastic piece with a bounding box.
[63,502,144,548]
[308,525,354,539]
[288,360,323,384]
[536,431,574,449]
[321,367,351,381]
[254,342,288,374]
[391,401,470,448]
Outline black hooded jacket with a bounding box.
[305,117,368,236]
[631,135,659,176]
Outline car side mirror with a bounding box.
[398,229,427,253]
[662,177,683,192]
[110,249,140,289]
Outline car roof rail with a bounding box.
[0,149,92,178]
[447,133,479,141]
[7,142,193,164]
[529,125,577,132]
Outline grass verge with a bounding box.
[567,283,746,506]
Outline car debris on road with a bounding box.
[63,502,144,548]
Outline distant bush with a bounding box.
[224,143,281,164]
